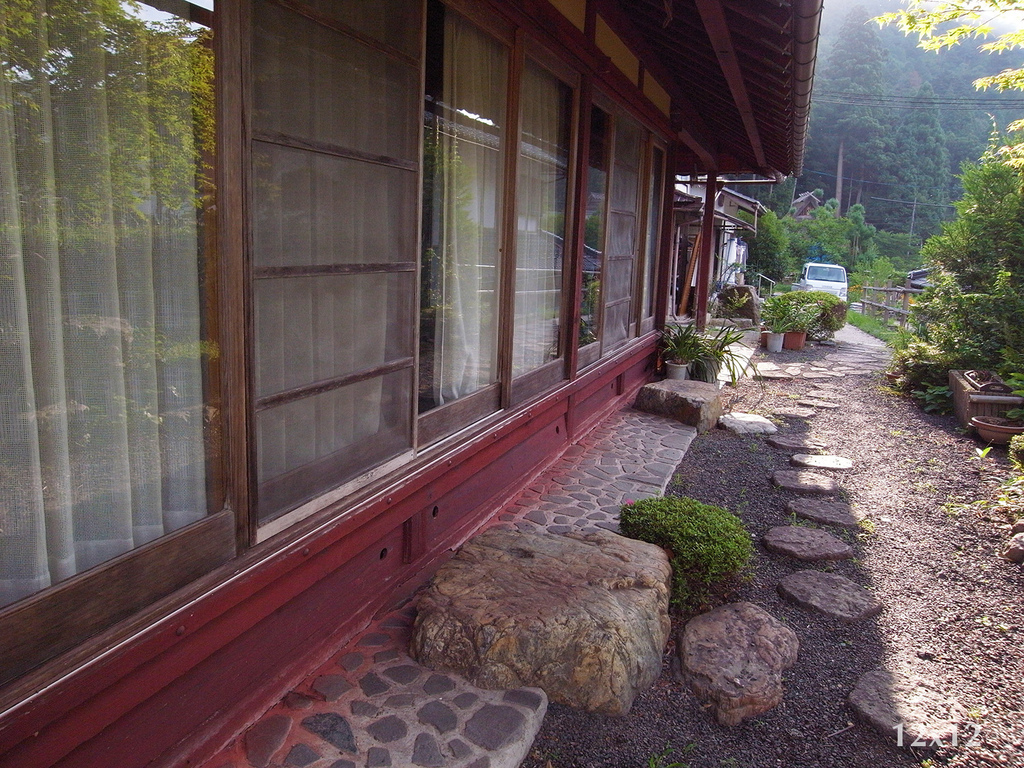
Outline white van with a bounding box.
[795,262,848,301]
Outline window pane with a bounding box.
[603,114,642,352]
[303,0,421,58]
[580,106,609,349]
[513,61,572,378]
[643,146,665,318]
[255,273,414,398]
[252,143,417,268]
[254,1,420,162]
[419,9,506,413]
[0,2,216,608]
[251,1,419,521]
[257,369,413,519]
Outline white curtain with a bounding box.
[430,14,506,405]
[513,61,569,377]
[0,2,209,608]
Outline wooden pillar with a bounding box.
[694,175,717,330]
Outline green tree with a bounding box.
[740,210,790,282]
[804,6,889,212]
[877,0,1024,168]
[912,147,1024,369]
[875,83,952,237]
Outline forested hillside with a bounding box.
[805,3,1022,235]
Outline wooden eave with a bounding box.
[611,0,822,177]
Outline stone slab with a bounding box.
[771,470,840,495]
[411,528,671,715]
[777,570,882,622]
[767,435,828,454]
[785,498,864,529]
[763,526,854,561]
[774,407,817,419]
[790,454,853,470]
[849,669,958,747]
[679,602,798,726]
[797,399,841,410]
[718,412,778,435]
[635,380,723,433]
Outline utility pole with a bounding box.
[834,139,844,217]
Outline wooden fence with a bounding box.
[859,282,924,328]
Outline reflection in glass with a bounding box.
[0,2,216,608]
[420,8,506,412]
[513,62,571,377]
[580,106,609,347]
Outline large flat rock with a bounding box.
[786,498,865,529]
[411,528,671,716]
[635,380,723,432]
[718,412,778,435]
[791,454,853,470]
[777,570,882,622]
[767,435,829,454]
[679,602,798,726]
[849,670,958,747]
[772,470,840,495]
[763,526,854,561]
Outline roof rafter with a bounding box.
[693,0,767,170]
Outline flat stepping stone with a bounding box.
[771,470,840,495]
[773,406,816,419]
[763,526,854,561]
[718,412,778,435]
[753,368,794,381]
[849,670,958,746]
[786,498,864,529]
[777,570,882,622]
[679,602,798,726]
[797,399,841,409]
[767,435,828,454]
[790,454,853,470]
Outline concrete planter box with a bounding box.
[949,369,1024,428]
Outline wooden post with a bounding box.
[694,175,717,330]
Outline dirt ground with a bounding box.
[521,343,1024,768]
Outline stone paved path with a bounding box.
[205,325,892,768]
[205,409,697,768]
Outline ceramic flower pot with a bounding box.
[783,331,807,350]
[765,332,785,353]
[665,361,689,380]
[971,416,1024,445]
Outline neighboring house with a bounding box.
[0,1,821,766]
[670,184,766,314]
[792,190,823,219]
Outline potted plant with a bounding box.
[760,297,795,352]
[690,325,748,384]
[971,372,1024,444]
[659,323,704,379]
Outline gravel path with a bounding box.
[522,332,1024,768]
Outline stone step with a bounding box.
[786,498,864,529]
[678,602,798,726]
[777,570,882,622]
[763,526,854,561]
[773,406,817,419]
[790,454,853,470]
[767,435,829,454]
[849,670,957,747]
[718,412,778,435]
[797,399,841,410]
[771,470,840,495]
[635,379,723,433]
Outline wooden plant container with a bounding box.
[949,370,1024,428]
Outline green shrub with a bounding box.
[1010,434,1024,474]
[620,496,752,610]
[771,291,847,339]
